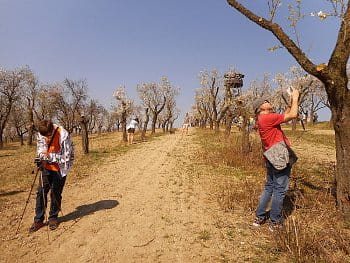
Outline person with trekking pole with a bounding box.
[252,88,299,232]
[29,120,74,232]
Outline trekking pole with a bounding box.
[40,170,50,243]
[15,167,40,235]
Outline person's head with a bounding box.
[37,120,54,137]
[253,97,273,115]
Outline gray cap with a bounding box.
[252,97,269,114]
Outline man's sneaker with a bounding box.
[29,221,45,233]
[269,223,283,232]
[48,219,59,231]
[252,217,267,227]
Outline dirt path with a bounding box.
[2,131,231,263]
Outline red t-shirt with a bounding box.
[257,113,290,150]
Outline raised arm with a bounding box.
[283,88,299,122]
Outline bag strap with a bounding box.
[47,127,59,149]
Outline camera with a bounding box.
[34,157,42,168]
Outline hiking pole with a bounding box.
[40,170,50,243]
[15,167,40,235]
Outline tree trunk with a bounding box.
[0,129,4,149]
[80,116,89,154]
[333,102,350,220]
[122,121,127,142]
[214,120,220,132]
[19,134,24,146]
[142,109,150,139]
[151,112,158,134]
[209,119,213,130]
[241,115,250,154]
[225,110,233,136]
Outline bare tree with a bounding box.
[0,67,26,148]
[34,83,61,121]
[198,69,222,130]
[9,99,28,145]
[113,86,133,142]
[137,77,171,134]
[226,0,350,220]
[20,67,39,146]
[55,79,88,133]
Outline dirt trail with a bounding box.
[2,131,229,263]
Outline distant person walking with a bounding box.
[29,120,74,232]
[181,113,190,135]
[252,88,299,231]
[127,117,139,145]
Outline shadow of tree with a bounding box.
[0,190,24,197]
[300,179,326,191]
[59,200,119,223]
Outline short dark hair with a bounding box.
[37,120,54,136]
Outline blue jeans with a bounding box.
[255,161,291,224]
[34,169,66,222]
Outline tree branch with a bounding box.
[329,1,350,71]
[226,0,324,78]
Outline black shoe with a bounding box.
[29,221,45,233]
[252,216,267,227]
[48,219,59,230]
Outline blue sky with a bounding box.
[0,0,341,123]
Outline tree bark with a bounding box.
[330,85,350,220]
[142,108,150,140]
[151,112,157,134]
[27,101,34,146]
[80,116,89,154]
[225,109,233,136]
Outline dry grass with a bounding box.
[194,125,350,262]
[0,130,164,210]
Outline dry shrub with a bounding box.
[218,178,261,212]
[197,130,264,174]
[275,189,350,263]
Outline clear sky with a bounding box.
[0,0,341,124]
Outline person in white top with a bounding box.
[126,118,139,145]
[181,113,190,135]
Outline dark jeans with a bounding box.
[255,161,291,224]
[34,169,66,223]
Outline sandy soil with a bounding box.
[1,131,240,263]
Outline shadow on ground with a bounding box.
[59,199,119,223]
[0,190,24,197]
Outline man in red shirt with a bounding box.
[252,88,299,231]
